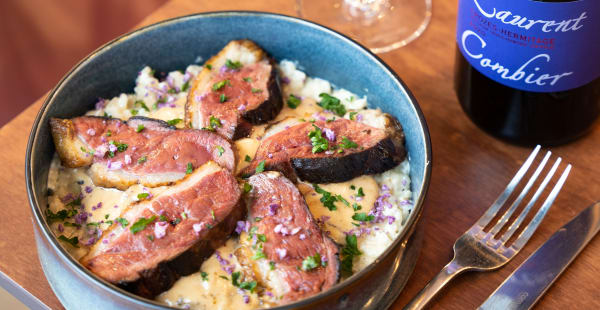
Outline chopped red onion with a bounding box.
[268,204,279,216]
[85,186,93,194]
[235,220,250,234]
[274,224,282,233]
[57,223,64,232]
[299,233,306,240]
[95,98,107,110]
[86,128,96,136]
[323,128,336,141]
[107,161,122,170]
[290,227,301,235]
[193,223,203,233]
[281,76,290,84]
[356,114,363,121]
[267,153,273,159]
[124,155,132,165]
[275,248,287,259]
[238,104,246,111]
[154,221,168,239]
[243,295,250,304]
[265,291,274,297]
[108,144,118,153]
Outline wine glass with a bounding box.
[296,0,432,53]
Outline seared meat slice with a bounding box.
[185,40,283,140]
[238,172,339,303]
[80,162,244,298]
[241,116,405,183]
[50,116,234,190]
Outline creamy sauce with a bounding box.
[157,239,263,310]
[298,176,379,244]
[46,59,414,309]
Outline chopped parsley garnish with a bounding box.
[313,184,337,211]
[200,271,209,281]
[104,214,110,219]
[251,88,263,93]
[103,112,111,118]
[181,212,188,220]
[167,118,182,126]
[352,203,362,211]
[205,64,213,70]
[301,253,321,271]
[252,246,266,260]
[219,275,228,280]
[219,93,228,103]
[254,217,262,222]
[352,212,374,222]
[318,93,346,116]
[138,156,147,164]
[216,145,225,157]
[269,261,276,270]
[135,100,150,112]
[339,136,358,149]
[159,215,168,222]
[212,79,230,91]
[336,195,350,207]
[203,116,222,132]
[46,209,69,223]
[116,217,129,226]
[186,162,193,174]
[211,210,216,221]
[130,216,157,234]
[225,59,243,70]
[58,235,79,248]
[168,88,176,94]
[239,281,257,292]
[257,234,267,243]
[181,81,190,92]
[147,235,154,241]
[106,130,112,137]
[130,109,138,116]
[308,124,329,153]
[255,160,266,173]
[287,94,301,109]
[63,222,81,228]
[243,182,253,193]
[243,77,252,83]
[232,271,241,286]
[356,187,365,197]
[350,185,356,190]
[349,111,358,120]
[66,197,82,207]
[244,155,252,162]
[137,192,150,200]
[341,234,361,276]
[136,124,145,133]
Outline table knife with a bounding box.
[479,201,600,310]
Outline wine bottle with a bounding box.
[454,0,600,146]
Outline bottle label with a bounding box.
[456,0,600,92]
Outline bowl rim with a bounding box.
[25,10,432,309]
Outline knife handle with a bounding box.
[403,259,467,310]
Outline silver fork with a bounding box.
[404,145,571,310]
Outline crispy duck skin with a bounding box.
[241,116,406,183]
[80,161,244,298]
[49,116,235,190]
[185,39,283,140]
[239,171,340,303]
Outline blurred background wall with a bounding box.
[0,0,168,127]
[0,1,166,307]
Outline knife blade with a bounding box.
[479,202,600,310]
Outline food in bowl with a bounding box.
[45,40,413,309]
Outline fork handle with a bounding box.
[403,260,467,310]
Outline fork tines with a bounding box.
[474,145,571,252]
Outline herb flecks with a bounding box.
[287,94,301,109]
[130,216,157,234]
[167,118,182,126]
[313,184,337,211]
[212,79,230,91]
[255,160,266,173]
[339,136,358,149]
[308,124,329,153]
[225,59,243,70]
[58,235,79,248]
[318,93,346,116]
[301,253,322,271]
[341,234,361,277]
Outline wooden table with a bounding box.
[1,0,599,309]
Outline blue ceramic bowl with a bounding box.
[26,11,431,309]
